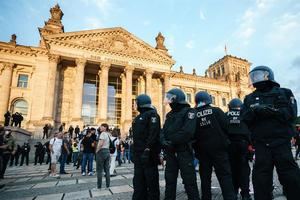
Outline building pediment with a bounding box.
[43,27,175,66]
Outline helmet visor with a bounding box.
[249,70,270,85]
[164,93,176,105]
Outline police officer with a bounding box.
[20,142,30,166]
[132,94,161,200]
[243,65,300,200]
[193,91,236,200]
[226,98,252,200]
[161,88,200,200]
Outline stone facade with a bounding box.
[0,4,252,137]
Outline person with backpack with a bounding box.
[96,123,111,189]
[109,128,119,176]
[243,66,300,200]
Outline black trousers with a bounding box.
[228,140,251,197]
[165,150,200,200]
[198,149,236,200]
[295,144,300,159]
[20,152,29,166]
[9,153,20,166]
[34,153,45,165]
[253,142,300,200]
[132,152,160,200]
[0,153,11,178]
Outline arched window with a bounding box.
[12,99,28,118]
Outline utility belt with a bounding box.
[165,144,191,154]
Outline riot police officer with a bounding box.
[193,91,236,200]
[243,65,300,200]
[226,98,252,200]
[132,94,161,200]
[161,88,200,200]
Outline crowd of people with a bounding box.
[1,65,300,199]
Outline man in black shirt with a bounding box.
[81,130,95,176]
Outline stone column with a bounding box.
[162,72,171,120]
[145,69,153,97]
[0,62,14,123]
[123,65,134,135]
[43,55,60,123]
[97,62,110,124]
[120,73,126,127]
[72,58,86,124]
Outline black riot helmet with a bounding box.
[195,91,212,108]
[249,66,279,87]
[164,88,188,105]
[228,98,243,110]
[136,94,153,109]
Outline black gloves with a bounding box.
[253,105,279,117]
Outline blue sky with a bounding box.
[1,0,300,107]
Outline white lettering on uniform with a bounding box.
[197,109,213,118]
[227,111,240,116]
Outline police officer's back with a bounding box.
[193,91,236,200]
[132,94,161,200]
[226,98,252,200]
[161,88,200,200]
[243,65,300,200]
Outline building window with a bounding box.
[211,96,216,105]
[17,74,28,88]
[82,73,99,125]
[107,76,122,128]
[12,99,28,118]
[186,93,192,103]
[222,98,226,106]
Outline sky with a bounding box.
[0,0,300,109]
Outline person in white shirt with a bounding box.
[109,128,120,176]
[49,132,63,178]
[96,123,111,189]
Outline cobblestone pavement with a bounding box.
[0,161,289,200]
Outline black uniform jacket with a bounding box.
[132,108,161,154]
[194,105,230,153]
[243,86,297,146]
[161,104,197,151]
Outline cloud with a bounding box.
[234,0,277,41]
[80,0,113,17]
[292,56,300,68]
[266,12,300,48]
[199,10,206,20]
[84,17,103,29]
[185,40,195,49]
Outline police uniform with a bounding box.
[243,65,300,200]
[226,100,252,199]
[132,94,161,200]
[161,88,200,200]
[194,103,236,200]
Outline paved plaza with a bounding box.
[0,161,290,200]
